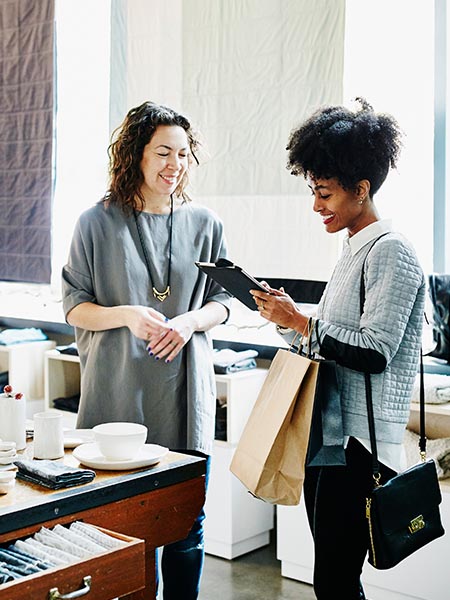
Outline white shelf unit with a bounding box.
[277,479,450,600]
[204,368,275,559]
[44,349,79,428]
[214,368,270,445]
[0,340,56,417]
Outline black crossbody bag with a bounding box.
[361,239,445,570]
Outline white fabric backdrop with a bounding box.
[122,0,345,281]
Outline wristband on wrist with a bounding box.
[276,324,293,334]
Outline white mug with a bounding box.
[33,411,64,459]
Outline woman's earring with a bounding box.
[358,197,365,205]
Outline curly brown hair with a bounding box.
[286,98,403,197]
[104,101,201,212]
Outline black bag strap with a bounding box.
[418,349,426,457]
[359,234,426,484]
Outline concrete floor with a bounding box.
[200,534,316,600]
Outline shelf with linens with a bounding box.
[205,368,275,560]
[44,349,80,428]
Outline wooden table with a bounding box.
[0,445,206,599]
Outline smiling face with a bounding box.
[307,175,376,237]
[139,125,190,204]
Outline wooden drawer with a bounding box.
[0,525,145,600]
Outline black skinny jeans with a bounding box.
[303,437,396,600]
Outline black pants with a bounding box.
[303,437,396,600]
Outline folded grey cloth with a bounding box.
[34,527,93,559]
[56,342,79,356]
[0,566,20,583]
[15,539,73,565]
[69,521,127,550]
[0,552,42,576]
[213,349,258,374]
[52,524,106,555]
[14,459,95,489]
[5,545,54,569]
[0,328,47,345]
[0,371,8,386]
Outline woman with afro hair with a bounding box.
[251,98,425,599]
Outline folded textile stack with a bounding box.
[55,342,79,356]
[215,398,227,441]
[0,328,47,345]
[403,429,450,479]
[14,459,95,489]
[213,348,258,374]
[411,373,450,404]
[52,394,80,413]
[0,521,127,583]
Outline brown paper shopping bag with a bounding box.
[229,348,319,505]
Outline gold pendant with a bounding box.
[153,285,171,302]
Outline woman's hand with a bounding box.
[124,305,168,340]
[250,283,308,331]
[146,313,196,363]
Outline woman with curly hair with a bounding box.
[62,101,231,599]
[251,99,425,599]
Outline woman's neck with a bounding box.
[141,194,172,214]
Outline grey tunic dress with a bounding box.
[62,201,231,455]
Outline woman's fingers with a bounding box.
[147,329,183,363]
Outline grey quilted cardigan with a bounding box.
[313,232,425,446]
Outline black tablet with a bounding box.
[196,258,270,310]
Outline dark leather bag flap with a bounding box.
[372,460,442,535]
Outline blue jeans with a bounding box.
[156,452,211,600]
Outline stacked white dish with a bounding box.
[0,470,16,494]
[72,421,168,470]
[0,440,17,465]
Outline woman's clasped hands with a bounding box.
[125,305,194,363]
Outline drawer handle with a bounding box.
[48,575,92,599]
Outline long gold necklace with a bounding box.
[134,195,173,302]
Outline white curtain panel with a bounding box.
[122,0,345,280]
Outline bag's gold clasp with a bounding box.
[373,472,382,487]
[408,514,425,534]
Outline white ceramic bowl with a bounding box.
[93,422,148,461]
